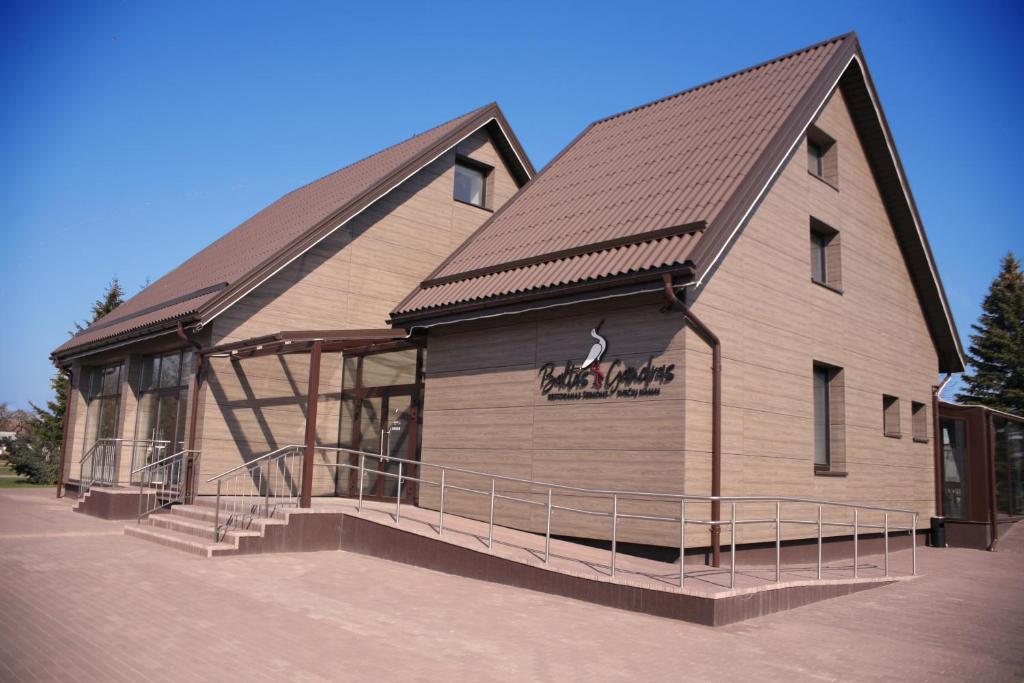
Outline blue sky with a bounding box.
[1,1,1021,408]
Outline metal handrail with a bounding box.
[208,445,304,541]
[206,444,297,482]
[303,445,919,589]
[308,445,917,515]
[135,449,200,522]
[131,448,188,475]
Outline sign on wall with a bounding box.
[538,323,675,401]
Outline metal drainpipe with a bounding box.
[177,322,205,503]
[931,373,952,517]
[662,274,722,568]
[54,365,74,499]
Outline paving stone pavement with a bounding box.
[1,488,1022,682]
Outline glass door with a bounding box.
[337,345,423,502]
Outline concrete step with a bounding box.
[169,504,288,530]
[124,523,238,557]
[146,513,261,544]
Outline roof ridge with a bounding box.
[274,102,495,202]
[590,32,855,127]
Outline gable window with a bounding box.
[453,160,486,208]
[813,363,846,474]
[912,401,928,443]
[806,126,838,186]
[883,395,901,438]
[808,140,825,177]
[810,218,841,291]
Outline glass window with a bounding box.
[808,140,824,177]
[994,417,1024,517]
[883,395,901,437]
[941,418,968,518]
[454,163,485,207]
[814,366,831,468]
[159,352,181,388]
[911,402,928,442]
[810,230,827,283]
[141,356,159,392]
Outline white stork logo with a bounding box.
[580,322,607,369]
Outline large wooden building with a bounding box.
[55,33,1009,557]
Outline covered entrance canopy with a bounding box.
[201,328,421,507]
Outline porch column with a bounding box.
[300,340,322,508]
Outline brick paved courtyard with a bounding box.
[1,488,1022,682]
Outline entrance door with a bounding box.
[345,388,418,502]
[337,346,423,503]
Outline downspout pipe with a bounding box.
[931,373,952,518]
[177,322,204,503]
[662,274,722,568]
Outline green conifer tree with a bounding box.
[956,253,1024,415]
[11,278,127,484]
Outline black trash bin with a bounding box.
[930,516,946,548]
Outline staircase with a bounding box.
[124,500,285,557]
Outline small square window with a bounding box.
[806,126,838,186]
[883,395,901,438]
[454,163,485,207]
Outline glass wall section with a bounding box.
[333,345,423,501]
[83,364,124,448]
[132,350,193,477]
[994,417,1024,517]
[941,418,969,519]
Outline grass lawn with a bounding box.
[0,478,54,488]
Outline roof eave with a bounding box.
[391,263,695,328]
[195,104,534,332]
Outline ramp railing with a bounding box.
[307,446,918,589]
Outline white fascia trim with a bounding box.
[198,117,530,331]
[696,54,964,366]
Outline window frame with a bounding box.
[806,125,838,187]
[809,218,842,292]
[911,401,928,443]
[452,156,492,209]
[883,394,902,438]
[813,365,832,471]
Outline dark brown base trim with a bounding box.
[337,514,895,627]
[74,488,145,520]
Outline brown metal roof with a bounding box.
[54,103,532,358]
[393,33,964,373]
[394,36,848,317]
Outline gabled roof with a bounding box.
[393,33,965,373]
[53,103,533,359]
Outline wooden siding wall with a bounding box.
[419,296,690,547]
[681,86,939,545]
[418,86,941,548]
[194,129,520,485]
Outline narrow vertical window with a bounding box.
[810,218,841,290]
[810,230,828,284]
[883,395,901,438]
[814,366,831,469]
[912,401,928,442]
[808,140,825,178]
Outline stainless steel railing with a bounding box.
[304,446,918,589]
[77,438,174,501]
[134,449,200,521]
[207,445,304,541]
